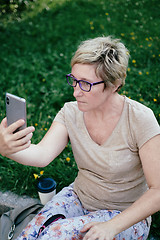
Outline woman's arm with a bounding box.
[82,134,160,239]
[0,118,69,167]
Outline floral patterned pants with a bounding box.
[16,183,150,240]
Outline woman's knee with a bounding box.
[38,218,85,239]
[116,219,150,240]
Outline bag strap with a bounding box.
[6,202,43,224]
[14,203,43,226]
[36,214,66,238]
[7,202,43,240]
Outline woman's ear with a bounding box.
[113,79,122,92]
[116,84,123,92]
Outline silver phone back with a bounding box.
[6,93,27,131]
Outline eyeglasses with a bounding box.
[66,74,104,92]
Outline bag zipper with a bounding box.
[8,224,15,240]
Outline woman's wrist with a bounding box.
[103,218,121,238]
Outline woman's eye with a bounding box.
[81,81,90,86]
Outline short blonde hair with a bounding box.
[71,36,130,90]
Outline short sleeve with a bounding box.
[129,102,160,149]
[53,101,78,127]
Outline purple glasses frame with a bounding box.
[66,74,104,92]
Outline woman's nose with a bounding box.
[73,84,83,98]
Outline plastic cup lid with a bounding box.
[37,178,57,193]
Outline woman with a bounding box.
[0,36,160,240]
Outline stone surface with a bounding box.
[0,191,40,216]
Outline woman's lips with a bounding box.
[77,100,86,104]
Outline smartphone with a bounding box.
[6,92,27,132]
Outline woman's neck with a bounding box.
[85,93,125,121]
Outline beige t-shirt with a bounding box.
[54,96,160,211]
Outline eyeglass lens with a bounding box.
[67,76,91,92]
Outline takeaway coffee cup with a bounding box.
[37,178,57,205]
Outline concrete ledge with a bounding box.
[0,191,40,216]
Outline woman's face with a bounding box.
[71,63,115,112]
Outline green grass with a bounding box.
[0,0,160,237]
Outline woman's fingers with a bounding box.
[14,132,33,147]
[7,119,26,134]
[5,140,32,156]
[13,126,35,140]
[81,222,96,233]
[11,140,32,153]
[2,131,34,156]
[0,117,35,156]
[1,118,35,138]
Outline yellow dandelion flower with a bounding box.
[127,68,131,72]
[159,54,160,57]
[105,12,109,16]
[130,32,134,35]
[121,33,125,36]
[90,26,94,30]
[33,174,39,179]
[131,36,135,40]
[35,123,38,126]
[40,171,44,175]
[139,98,144,102]
[146,72,149,75]
[148,44,152,47]
[44,128,47,131]
[89,21,93,25]
[152,54,156,58]
[145,37,149,41]
[66,157,70,162]
[139,71,142,75]
[153,98,157,102]
[132,59,136,63]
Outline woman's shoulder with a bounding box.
[54,101,80,125]
[124,96,159,148]
[59,101,82,119]
[64,101,78,108]
[63,101,79,113]
[125,96,154,120]
[125,97,153,113]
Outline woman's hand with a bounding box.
[81,221,116,240]
[0,117,35,156]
